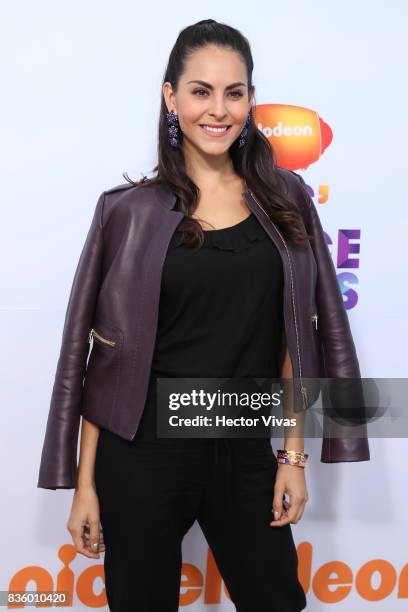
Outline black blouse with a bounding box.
[134,211,285,438]
[151,212,284,379]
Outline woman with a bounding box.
[38,18,369,612]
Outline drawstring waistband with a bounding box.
[213,438,234,504]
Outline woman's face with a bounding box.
[163,45,254,158]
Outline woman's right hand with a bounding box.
[66,485,105,558]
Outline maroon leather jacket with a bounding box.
[37,167,370,489]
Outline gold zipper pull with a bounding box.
[92,328,116,347]
[311,314,318,330]
[300,385,309,409]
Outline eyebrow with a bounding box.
[186,80,246,90]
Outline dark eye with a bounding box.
[229,90,244,98]
[192,88,208,96]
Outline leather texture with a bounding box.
[37,167,370,489]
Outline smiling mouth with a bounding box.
[199,125,232,136]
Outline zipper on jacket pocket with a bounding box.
[88,328,116,347]
[311,313,318,330]
[247,188,308,409]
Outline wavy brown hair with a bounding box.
[123,18,311,249]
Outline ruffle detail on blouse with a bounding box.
[171,213,267,253]
[201,213,266,252]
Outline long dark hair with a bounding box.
[124,19,311,249]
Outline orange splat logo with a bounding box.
[253,104,333,170]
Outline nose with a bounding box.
[207,96,229,121]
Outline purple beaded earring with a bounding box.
[238,111,252,148]
[166,109,180,148]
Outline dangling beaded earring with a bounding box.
[238,111,252,148]
[166,109,180,148]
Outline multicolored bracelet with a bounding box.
[277,449,309,468]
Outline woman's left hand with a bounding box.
[270,464,309,527]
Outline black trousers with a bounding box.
[94,379,307,611]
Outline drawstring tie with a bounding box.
[213,438,234,504]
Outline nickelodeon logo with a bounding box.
[6,542,408,608]
[253,104,333,170]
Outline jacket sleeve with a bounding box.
[37,191,106,489]
[293,172,370,462]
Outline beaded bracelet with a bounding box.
[277,449,309,468]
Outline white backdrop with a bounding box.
[1,1,407,610]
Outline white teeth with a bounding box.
[201,125,229,133]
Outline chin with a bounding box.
[193,139,233,156]
[201,146,231,156]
